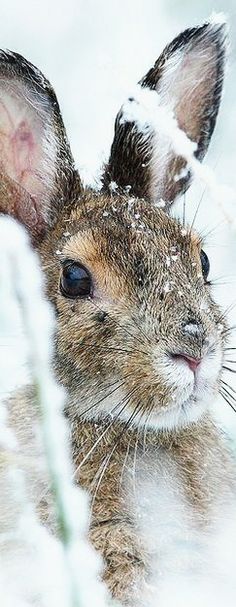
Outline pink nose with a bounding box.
[173,353,201,372]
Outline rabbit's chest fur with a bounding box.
[71,415,236,603]
[4,389,236,605]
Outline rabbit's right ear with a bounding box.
[0,51,79,242]
[103,19,227,208]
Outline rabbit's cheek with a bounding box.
[155,345,223,429]
[195,345,222,386]
[76,385,127,421]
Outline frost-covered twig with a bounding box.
[0,217,112,607]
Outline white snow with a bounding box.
[0,217,110,607]
[209,11,227,26]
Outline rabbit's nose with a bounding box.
[182,320,203,337]
[181,319,209,352]
[172,353,202,372]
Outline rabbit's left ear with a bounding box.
[103,19,227,208]
[0,51,78,241]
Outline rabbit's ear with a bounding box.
[103,20,227,208]
[0,51,78,242]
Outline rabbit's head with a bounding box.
[0,20,228,430]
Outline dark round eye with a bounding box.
[200,249,210,281]
[60,261,92,298]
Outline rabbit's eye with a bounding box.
[60,261,92,298]
[200,249,210,281]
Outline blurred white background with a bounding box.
[1,0,236,434]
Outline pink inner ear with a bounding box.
[0,81,58,241]
[11,120,35,183]
[0,97,38,189]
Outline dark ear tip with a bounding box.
[0,49,54,97]
[0,49,35,71]
[173,15,229,54]
[191,16,229,56]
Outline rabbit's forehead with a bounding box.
[68,195,201,254]
[61,199,202,298]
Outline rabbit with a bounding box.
[1,16,236,606]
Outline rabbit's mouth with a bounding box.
[69,333,223,431]
[150,343,223,430]
[77,342,223,431]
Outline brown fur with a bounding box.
[0,19,235,606]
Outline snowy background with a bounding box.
[1,0,236,433]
